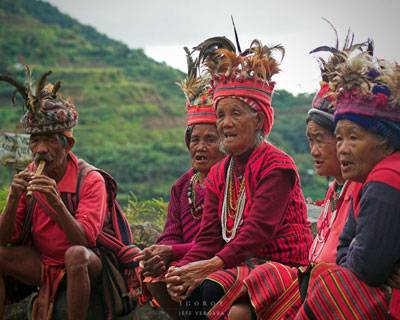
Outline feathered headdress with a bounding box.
[178,47,211,106]
[0,66,61,112]
[332,57,400,150]
[179,37,236,126]
[204,39,284,85]
[310,19,373,83]
[309,19,373,120]
[378,62,400,108]
[200,35,284,136]
[0,66,78,134]
[333,55,400,123]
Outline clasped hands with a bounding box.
[134,244,173,277]
[134,246,217,301]
[164,257,224,302]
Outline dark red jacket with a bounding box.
[157,169,205,259]
[177,142,313,268]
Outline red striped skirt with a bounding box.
[205,260,302,320]
[294,263,392,320]
[206,259,264,320]
[245,261,301,320]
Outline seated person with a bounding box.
[134,49,224,319]
[165,37,313,320]
[0,71,106,320]
[227,31,367,320]
[296,54,400,319]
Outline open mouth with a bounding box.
[340,159,353,170]
[223,132,236,141]
[314,160,324,167]
[195,154,207,161]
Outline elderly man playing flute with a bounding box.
[0,69,107,320]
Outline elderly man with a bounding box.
[0,70,107,320]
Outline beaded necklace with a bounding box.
[309,181,347,262]
[221,158,247,242]
[228,172,246,215]
[187,172,203,219]
[331,183,344,211]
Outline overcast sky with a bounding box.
[45,0,399,94]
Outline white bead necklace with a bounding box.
[309,181,347,262]
[221,158,247,243]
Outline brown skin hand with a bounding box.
[165,256,224,302]
[0,170,33,245]
[134,244,173,277]
[387,261,400,289]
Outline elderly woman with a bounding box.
[234,39,400,320]
[134,49,225,319]
[295,56,400,319]
[227,34,368,320]
[165,38,313,320]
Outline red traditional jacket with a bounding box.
[177,142,313,268]
[338,152,400,318]
[310,180,362,264]
[157,168,205,260]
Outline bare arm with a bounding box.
[0,194,21,245]
[0,170,32,245]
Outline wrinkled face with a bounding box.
[335,120,389,182]
[29,133,68,173]
[306,120,341,178]
[216,97,261,156]
[189,124,224,175]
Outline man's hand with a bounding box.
[0,170,34,244]
[27,174,64,212]
[9,170,33,198]
[387,262,400,289]
[165,266,186,302]
[134,244,173,277]
[165,257,224,302]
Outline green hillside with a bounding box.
[0,0,327,204]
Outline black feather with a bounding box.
[35,70,52,99]
[11,90,18,106]
[321,17,339,49]
[269,44,285,63]
[0,75,28,101]
[367,38,374,56]
[184,46,197,78]
[349,33,355,48]
[231,15,241,54]
[344,28,352,50]
[309,46,339,54]
[193,36,236,63]
[52,81,61,97]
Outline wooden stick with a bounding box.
[27,160,45,197]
